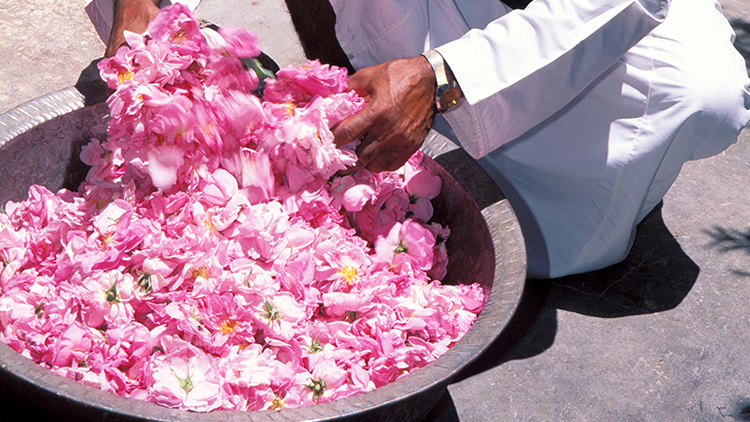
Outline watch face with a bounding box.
[439,87,461,110]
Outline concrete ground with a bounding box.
[2,0,750,421]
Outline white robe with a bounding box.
[330,0,750,278]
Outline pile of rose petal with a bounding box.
[0,4,484,413]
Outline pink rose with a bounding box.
[375,219,436,272]
[263,60,348,104]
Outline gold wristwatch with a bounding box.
[422,50,462,113]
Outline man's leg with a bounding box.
[479,0,750,278]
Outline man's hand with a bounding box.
[105,0,160,57]
[332,56,437,173]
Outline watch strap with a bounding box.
[422,50,461,113]
[422,50,451,88]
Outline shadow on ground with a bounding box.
[731,18,750,72]
[75,58,109,106]
[422,20,750,421]
[704,225,750,255]
[424,203,700,421]
[704,225,750,277]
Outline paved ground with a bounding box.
[2,0,750,421]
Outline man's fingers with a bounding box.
[336,160,365,176]
[106,0,160,58]
[332,107,373,147]
[364,142,415,173]
[344,67,373,95]
[331,67,380,146]
[355,133,409,173]
[332,56,436,172]
[364,155,397,174]
[353,133,380,166]
[335,133,376,176]
[105,41,127,58]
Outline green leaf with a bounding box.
[304,378,326,402]
[260,299,281,322]
[105,282,119,303]
[242,58,276,81]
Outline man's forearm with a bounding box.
[106,0,161,57]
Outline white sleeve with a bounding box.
[435,0,669,158]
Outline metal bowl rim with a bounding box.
[0,87,527,421]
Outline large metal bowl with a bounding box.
[0,88,526,422]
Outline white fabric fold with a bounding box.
[438,0,667,157]
[330,0,750,277]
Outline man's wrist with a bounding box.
[421,50,462,113]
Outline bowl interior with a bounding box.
[0,90,526,422]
